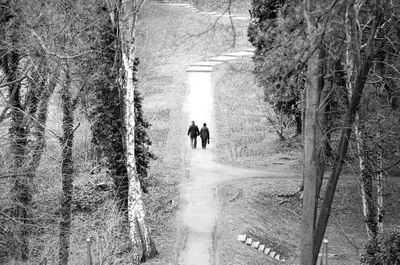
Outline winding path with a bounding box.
[149,2,301,264]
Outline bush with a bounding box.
[72,181,111,213]
[248,0,305,135]
[361,230,400,265]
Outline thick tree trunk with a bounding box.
[313,51,375,262]
[5,14,31,260]
[59,64,74,265]
[8,60,30,262]
[300,0,325,264]
[117,1,158,262]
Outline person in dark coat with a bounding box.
[200,123,210,149]
[187,121,200,148]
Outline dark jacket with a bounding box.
[200,126,210,140]
[188,124,199,138]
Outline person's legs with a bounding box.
[193,137,197,148]
[190,137,195,148]
[201,138,206,149]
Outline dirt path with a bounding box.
[176,14,299,265]
[179,149,299,265]
[138,2,300,264]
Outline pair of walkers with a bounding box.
[187,121,210,149]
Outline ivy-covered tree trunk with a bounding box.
[376,124,383,234]
[28,68,58,176]
[115,0,158,262]
[2,4,31,259]
[8,50,31,263]
[345,0,378,240]
[59,63,74,265]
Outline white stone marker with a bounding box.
[245,237,252,245]
[237,234,247,242]
[258,244,265,252]
[264,247,271,254]
[269,251,276,258]
[251,241,260,248]
[275,254,280,260]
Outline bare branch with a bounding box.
[0,65,32,89]
[30,29,92,59]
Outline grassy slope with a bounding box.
[213,59,302,170]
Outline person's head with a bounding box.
[203,123,206,127]
[192,121,195,125]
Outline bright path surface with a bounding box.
[169,2,299,265]
[178,58,298,265]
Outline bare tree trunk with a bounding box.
[376,122,383,233]
[300,0,325,264]
[59,63,74,265]
[117,0,158,262]
[345,0,378,240]
[29,69,58,173]
[313,49,376,263]
[311,4,384,261]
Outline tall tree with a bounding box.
[345,0,378,240]
[300,0,326,263]
[58,61,75,265]
[300,0,394,263]
[311,1,389,264]
[106,0,158,262]
[0,1,35,260]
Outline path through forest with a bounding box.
[142,2,300,264]
[173,4,299,264]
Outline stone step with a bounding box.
[207,55,238,62]
[232,16,250,21]
[221,51,254,57]
[186,66,213,72]
[192,61,223,66]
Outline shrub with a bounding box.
[248,0,305,136]
[361,229,400,265]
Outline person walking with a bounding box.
[200,123,210,149]
[187,121,200,148]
